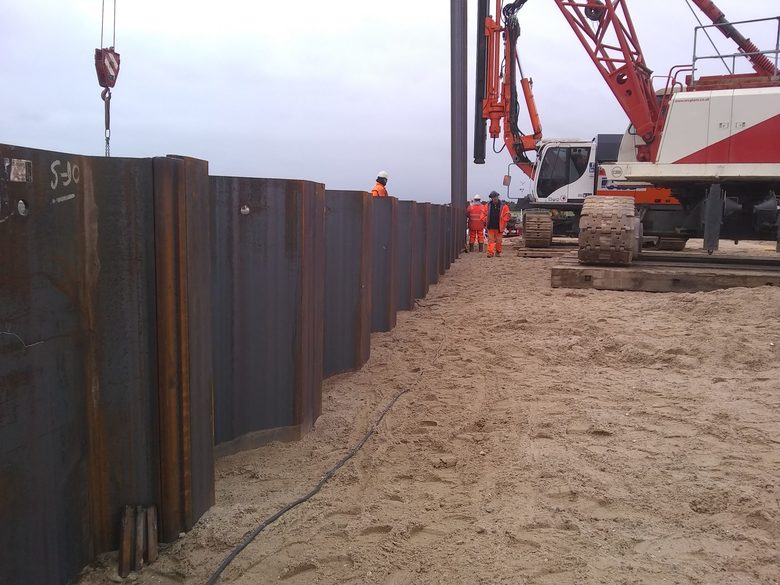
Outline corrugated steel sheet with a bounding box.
[438,205,448,275]
[370,197,398,333]
[152,156,215,541]
[2,144,464,585]
[0,145,214,585]
[212,177,325,453]
[414,203,431,299]
[177,157,217,532]
[323,190,371,378]
[444,205,453,269]
[428,205,441,285]
[395,201,416,311]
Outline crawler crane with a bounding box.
[475,0,780,263]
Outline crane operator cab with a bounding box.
[527,134,625,209]
[533,142,595,204]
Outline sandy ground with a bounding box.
[81,239,780,585]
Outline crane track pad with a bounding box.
[578,196,639,265]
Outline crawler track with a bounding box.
[523,209,554,248]
[578,196,639,265]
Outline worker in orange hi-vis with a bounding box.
[484,190,511,258]
[371,170,389,197]
[465,194,486,252]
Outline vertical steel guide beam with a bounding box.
[451,0,469,252]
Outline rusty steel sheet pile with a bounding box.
[211,176,325,453]
[439,205,447,275]
[370,196,399,333]
[212,194,454,452]
[428,204,442,285]
[152,156,215,541]
[323,190,372,378]
[2,143,458,585]
[0,145,214,585]
[413,203,432,299]
[394,201,417,312]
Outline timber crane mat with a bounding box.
[551,250,780,293]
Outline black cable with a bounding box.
[493,137,506,154]
[501,0,528,21]
[204,331,448,584]
[203,388,408,584]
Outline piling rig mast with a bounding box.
[474,0,543,179]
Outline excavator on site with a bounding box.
[474,0,780,263]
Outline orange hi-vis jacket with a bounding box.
[484,201,511,232]
[371,182,388,197]
[466,203,486,230]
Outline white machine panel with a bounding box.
[657,93,715,163]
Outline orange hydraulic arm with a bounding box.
[474,0,542,178]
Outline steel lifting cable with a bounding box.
[96,0,119,156]
[203,328,449,585]
[683,0,733,74]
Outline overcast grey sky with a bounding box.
[1,1,777,202]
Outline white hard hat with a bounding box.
[377,170,389,179]
[473,194,481,201]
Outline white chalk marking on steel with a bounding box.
[52,193,76,204]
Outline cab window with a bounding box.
[570,147,590,181]
[537,146,592,198]
[537,147,569,198]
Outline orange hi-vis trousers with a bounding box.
[468,228,485,244]
[486,229,503,257]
